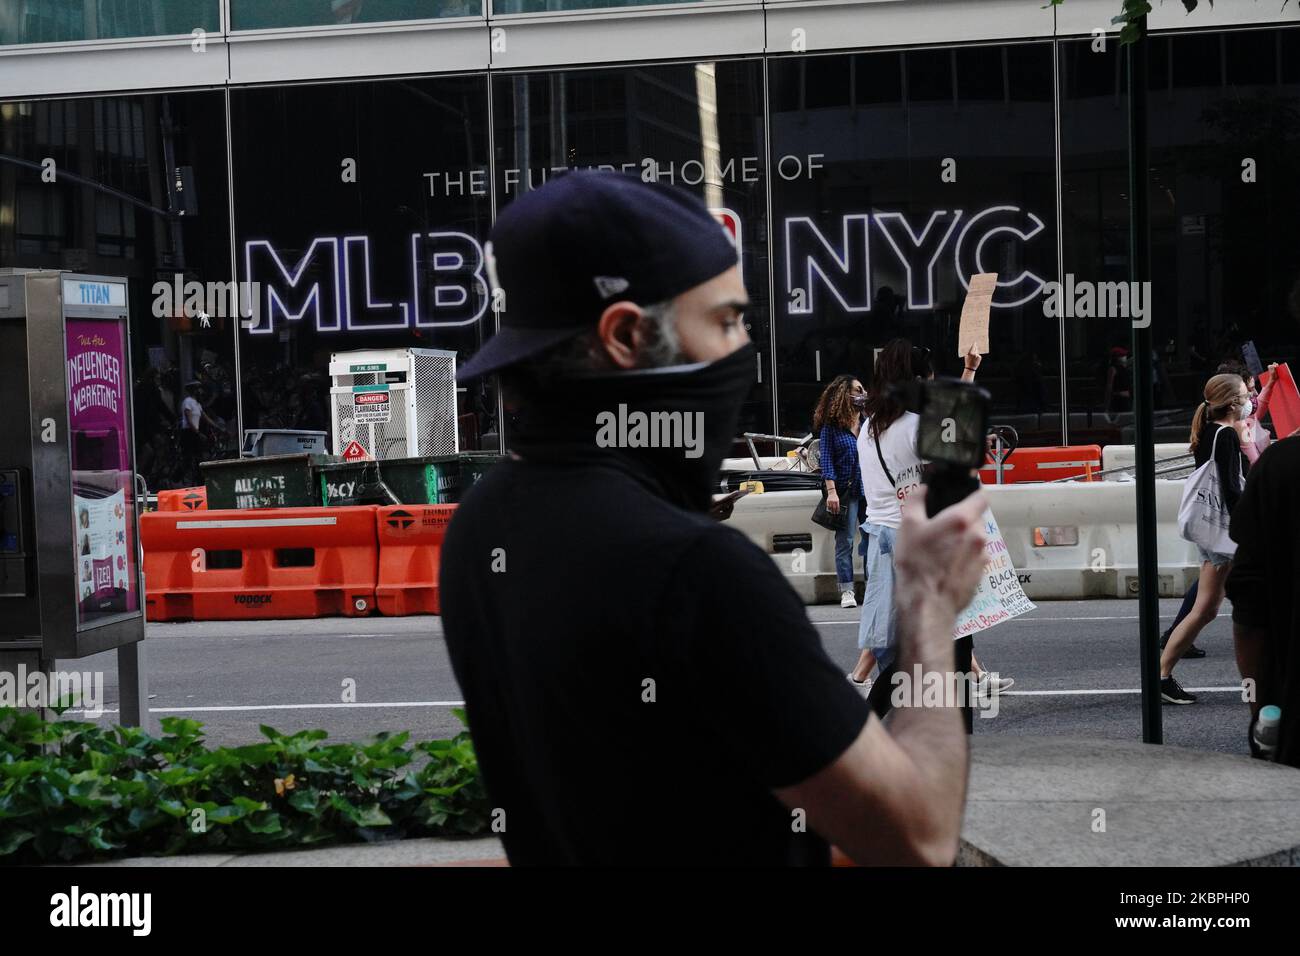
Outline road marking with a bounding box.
[1000,687,1243,696]
[63,701,466,716]
[811,613,1231,625]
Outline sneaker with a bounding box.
[847,673,872,693]
[1160,675,1197,704]
[1160,630,1207,660]
[974,673,1015,697]
[840,590,858,609]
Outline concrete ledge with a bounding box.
[960,735,1300,867]
[80,835,506,867]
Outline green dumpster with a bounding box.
[316,454,506,506]
[317,458,433,507]
[202,453,335,510]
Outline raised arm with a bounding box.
[775,488,986,865]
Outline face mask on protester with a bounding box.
[508,343,758,512]
[851,394,867,410]
[1241,398,1254,420]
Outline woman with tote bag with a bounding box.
[1165,373,1255,704]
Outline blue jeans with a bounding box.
[857,521,898,667]
[834,496,864,589]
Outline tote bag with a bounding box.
[1176,425,1240,557]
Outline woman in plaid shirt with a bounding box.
[814,375,868,609]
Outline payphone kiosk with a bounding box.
[0,270,148,727]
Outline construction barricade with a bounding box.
[375,505,456,616]
[984,480,1197,599]
[980,444,1103,484]
[141,506,378,621]
[156,486,207,512]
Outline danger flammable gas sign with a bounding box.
[352,384,391,424]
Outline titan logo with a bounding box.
[386,510,416,532]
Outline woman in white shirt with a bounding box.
[848,340,1010,705]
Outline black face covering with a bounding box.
[508,343,758,512]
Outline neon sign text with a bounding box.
[242,204,1048,335]
[242,233,488,335]
[784,205,1047,313]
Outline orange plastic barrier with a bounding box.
[375,505,456,616]
[979,444,1102,484]
[141,506,378,622]
[156,487,207,512]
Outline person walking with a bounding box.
[1227,428,1300,765]
[1161,373,1254,704]
[848,340,1010,710]
[814,375,868,609]
[1161,360,1278,659]
[438,171,990,865]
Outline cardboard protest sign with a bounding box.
[1261,362,1300,439]
[952,508,1036,640]
[957,273,998,357]
[1242,340,1264,378]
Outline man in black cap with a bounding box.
[440,170,989,866]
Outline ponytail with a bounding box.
[1188,400,1209,453]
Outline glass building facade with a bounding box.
[2,1,1299,494]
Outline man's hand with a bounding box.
[826,487,840,514]
[894,486,987,621]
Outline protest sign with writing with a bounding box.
[953,508,1035,639]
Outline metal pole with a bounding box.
[1127,17,1162,745]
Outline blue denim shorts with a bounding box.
[1196,545,1232,568]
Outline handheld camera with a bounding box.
[887,377,992,517]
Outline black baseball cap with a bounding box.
[459,170,739,380]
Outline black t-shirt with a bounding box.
[1226,436,1300,767]
[1194,421,1248,513]
[439,453,872,865]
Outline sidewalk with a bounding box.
[83,836,506,868]
[959,735,1300,866]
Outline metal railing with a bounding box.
[741,432,815,472]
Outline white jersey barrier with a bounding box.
[984,479,1198,600]
[722,476,1199,603]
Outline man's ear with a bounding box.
[596,302,644,370]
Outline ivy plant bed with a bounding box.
[0,707,491,865]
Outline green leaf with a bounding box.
[206,804,249,825]
[354,803,392,828]
[243,811,283,835]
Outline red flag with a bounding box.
[1261,362,1300,439]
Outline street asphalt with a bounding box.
[56,598,1250,755]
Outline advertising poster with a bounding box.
[74,488,130,604]
[953,509,1035,639]
[66,317,139,624]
